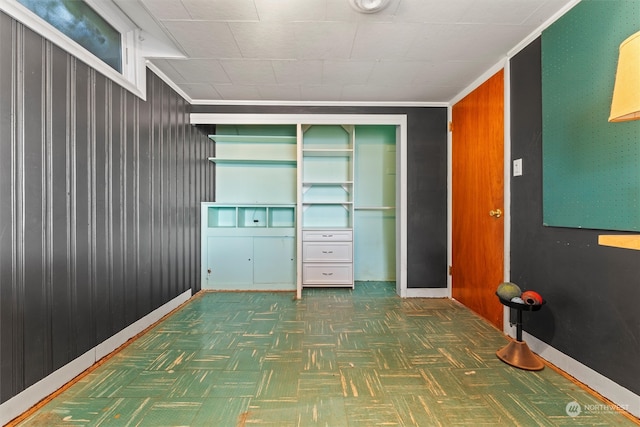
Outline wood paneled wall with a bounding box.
[0,11,214,403]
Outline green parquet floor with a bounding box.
[16,282,638,426]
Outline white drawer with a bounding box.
[303,263,353,285]
[303,242,352,262]
[302,229,352,242]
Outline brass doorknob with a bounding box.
[489,209,502,218]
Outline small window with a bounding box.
[17,0,122,73]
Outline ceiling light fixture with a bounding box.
[348,0,391,14]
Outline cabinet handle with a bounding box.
[322,272,334,276]
[322,234,333,238]
[322,250,333,254]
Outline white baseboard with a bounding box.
[403,287,450,298]
[0,289,192,426]
[523,331,640,419]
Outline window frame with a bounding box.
[0,0,147,99]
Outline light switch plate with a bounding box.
[513,158,523,176]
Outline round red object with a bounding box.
[521,290,543,305]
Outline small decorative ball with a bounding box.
[521,290,543,305]
[496,282,522,300]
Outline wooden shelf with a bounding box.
[302,148,353,157]
[208,157,296,165]
[598,234,640,250]
[208,134,297,144]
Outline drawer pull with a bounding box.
[322,250,334,254]
[322,272,334,276]
[322,234,333,238]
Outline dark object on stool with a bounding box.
[496,294,545,371]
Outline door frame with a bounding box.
[192,113,447,300]
[447,60,513,335]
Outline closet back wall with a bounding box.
[0,11,214,404]
[191,105,448,289]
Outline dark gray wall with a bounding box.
[510,38,640,395]
[0,11,214,404]
[190,105,448,289]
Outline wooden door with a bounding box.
[452,70,504,329]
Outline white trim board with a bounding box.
[0,289,192,426]
[524,331,640,419]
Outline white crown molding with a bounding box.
[189,99,449,108]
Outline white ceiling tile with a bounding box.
[140,0,191,20]
[258,85,302,101]
[322,60,375,85]
[253,0,328,21]
[214,84,263,100]
[118,0,579,103]
[524,0,577,26]
[272,60,324,85]
[350,22,420,60]
[392,0,471,23]
[457,0,545,25]
[160,21,241,58]
[180,0,259,21]
[367,60,431,85]
[177,83,222,99]
[230,22,298,59]
[325,0,363,21]
[411,61,491,88]
[300,85,344,101]
[406,23,528,63]
[293,22,357,60]
[220,59,277,84]
[163,59,230,84]
[341,84,423,102]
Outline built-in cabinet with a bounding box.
[199,121,396,294]
[201,204,296,290]
[301,125,355,287]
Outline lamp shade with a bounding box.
[609,31,640,122]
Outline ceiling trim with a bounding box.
[145,60,193,102]
[189,99,449,108]
[190,113,408,125]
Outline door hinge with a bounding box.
[448,265,453,275]
[448,121,453,132]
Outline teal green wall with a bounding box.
[354,125,396,281]
[542,0,640,231]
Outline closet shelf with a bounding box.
[208,134,297,144]
[208,157,296,165]
[302,148,353,157]
[355,206,396,210]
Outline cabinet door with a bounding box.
[253,237,295,284]
[206,236,253,287]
